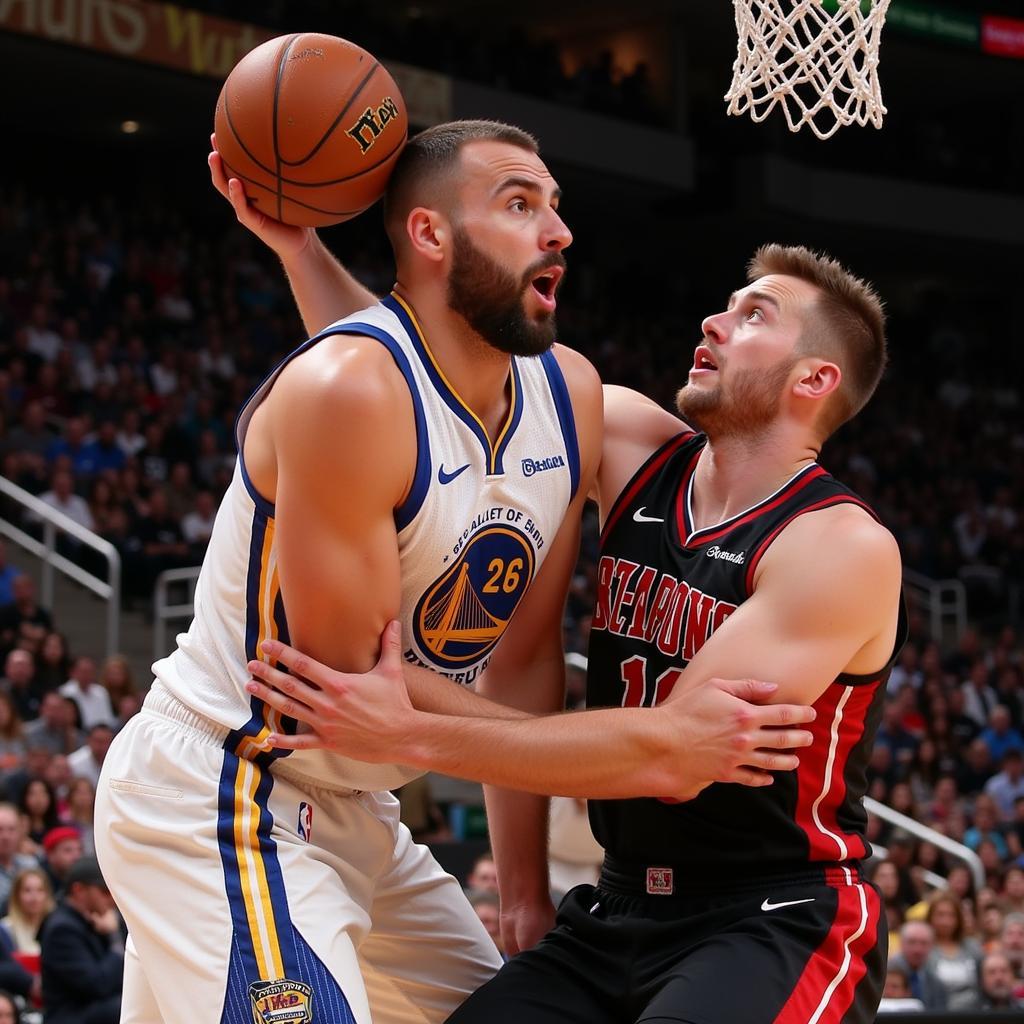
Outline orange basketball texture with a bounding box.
[214,33,408,227]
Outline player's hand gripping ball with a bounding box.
[214,33,408,227]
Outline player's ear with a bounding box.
[406,208,447,263]
[793,359,841,401]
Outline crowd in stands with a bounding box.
[0,131,1021,1017]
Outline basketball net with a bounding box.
[725,0,891,140]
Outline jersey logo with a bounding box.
[522,454,566,477]
[706,545,746,564]
[297,802,313,843]
[413,524,535,670]
[632,507,664,524]
[438,463,471,485]
[249,979,313,1023]
[646,867,674,895]
[761,897,815,912]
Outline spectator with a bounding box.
[0,989,22,1024]
[0,652,43,745]
[957,738,995,797]
[0,577,51,660]
[23,693,81,757]
[464,852,499,895]
[965,794,1010,860]
[926,891,983,1011]
[16,780,59,849]
[134,487,189,593]
[66,724,114,789]
[78,421,125,478]
[548,795,603,900]
[58,659,112,732]
[985,748,1024,821]
[979,950,1024,1010]
[40,827,83,900]
[38,855,122,1024]
[0,806,38,911]
[64,779,95,856]
[0,867,53,955]
[891,920,948,1012]
[97,657,135,712]
[1000,912,1024,977]
[0,546,19,610]
[33,633,69,693]
[0,698,25,777]
[981,705,1024,764]
[876,964,925,1014]
[181,489,217,559]
[962,661,1000,729]
[869,860,907,954]
[1004,866,1024,915]
[466,890,504,960]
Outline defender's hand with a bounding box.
[667,678,815,801]
[500,897,555,958]
[246,621,416,761]
[209,133,314,263]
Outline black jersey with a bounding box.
[587,430,907,877]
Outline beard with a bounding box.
[676,357,796,439]
[446,225,564,358]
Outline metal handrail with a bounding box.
[153,566,201,662]
[0,474,121,658]
[902,568,967,642]
[864,795,984,891]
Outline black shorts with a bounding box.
[447,861,886,1024]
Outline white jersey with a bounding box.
[153,294,580,791]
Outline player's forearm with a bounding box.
[486,787,550,903]
[403,662,532,720]
[401,706,685,798]
[280,236,377,336]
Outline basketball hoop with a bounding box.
[725,0,891,140]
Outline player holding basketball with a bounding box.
[95,122,813,1024]
[245,242,906,1023]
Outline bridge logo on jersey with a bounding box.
[249,979,313,1024]
[413,525,536,671]
[592,555,738,660]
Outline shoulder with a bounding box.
[770,500,900,572]
[549,344,602,419]
[603,384,689,449]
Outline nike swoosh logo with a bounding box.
[438,463,470,485]
[761,897,816,912]
[632,507,664,524]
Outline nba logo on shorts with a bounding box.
[646,867,673,895]
[298,802,313,843]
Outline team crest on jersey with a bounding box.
[646,867,674,895]
[297,802,313,843]
[413,525,535,670]
[249,979,313,1024]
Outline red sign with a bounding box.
[981,15,1024,59]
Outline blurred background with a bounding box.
[0,0,1022,1017]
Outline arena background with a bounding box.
[0,1,1022,1020]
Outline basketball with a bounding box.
[214,33,408,227]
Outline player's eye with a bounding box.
[746,307,764,321]
[509,198,529,213]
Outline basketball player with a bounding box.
[245,244,906,1023]
[93,123,813,1024]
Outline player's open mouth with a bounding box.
[691,345,719,374]
[530,267,563,311]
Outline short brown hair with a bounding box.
[748,244,886,436]
[383,120,538,251]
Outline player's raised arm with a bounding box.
[209,137,378,336]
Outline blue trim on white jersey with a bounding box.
[539,350,580,500]
[492,358,524,476]
[332,323,432,532]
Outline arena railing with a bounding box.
[0,474,121,658]
[153,565,201,662]
[902,568,967,643]
[865,796,984,892]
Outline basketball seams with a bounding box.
[271,34,301,222]
[217,156,365,218]
[278,60,381,168]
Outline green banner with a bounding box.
[886,2,980,48]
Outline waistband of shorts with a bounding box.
[142,683,369,796]
[598,854,864,899]
[143,682,231,745]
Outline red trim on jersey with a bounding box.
[793,681,880,863]
[600,431,694,546]
[677,464,828,549]
[743,494,875,594]
[773,880,881,1024]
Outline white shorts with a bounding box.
[95,685,502,1024]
